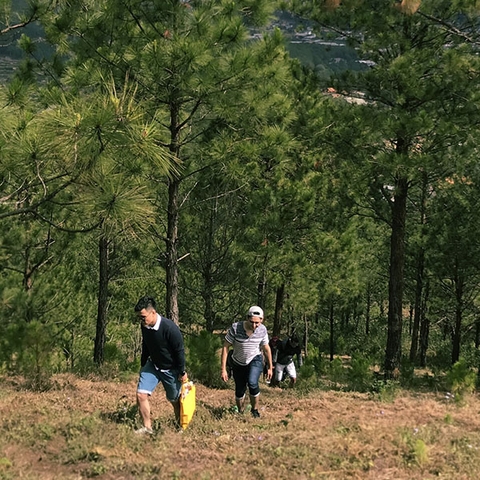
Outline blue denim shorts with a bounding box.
[137,359,181,402]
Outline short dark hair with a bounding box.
[134,296,156,312]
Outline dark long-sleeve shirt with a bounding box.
[140,315,185,373]
[276,339,302,367]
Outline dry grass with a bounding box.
[1,373,480,479]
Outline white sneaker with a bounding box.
[135,426,153,435]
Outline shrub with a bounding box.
[2,320,56,390]
[400,356,415,387]
[303,343,326,375]
[328,357,345,388]
[347,354,373,392]
[369,378,399,402]
[185,330,223,388]
[445,358,476,405]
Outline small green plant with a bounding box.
[369,378,399,402]
[303,343,326,374]
[413,439,428,466]
[107,400,138,427]
[347,354,373,392]
[185,331,223,387]
[296,364,321,393]
[400,356,415,387]
[328,357,345,388]
[9,321,55,391]
[445,359,476,405]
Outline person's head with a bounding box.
[247,305,264,331]
[135,296,157,327]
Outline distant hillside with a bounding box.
[0,8,365,83]
[275,10,366,78]
[0,0,50,83]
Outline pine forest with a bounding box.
[2,0,480,392]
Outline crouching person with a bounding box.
[273,335,303,388]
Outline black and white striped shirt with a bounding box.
[225,321,269,366]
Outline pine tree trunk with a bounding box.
[202,206,216,333]
[94,236,109,365]
[451,261,463,364]
[166,177,180,324]
[365,285,371,336]
[410,169,428,364]
[385,176,408,379]
[409,248,424,363]
[329,300,335,362]
[272,283,285,337]
[419,279,430,367]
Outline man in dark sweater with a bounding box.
[134,296,187,434]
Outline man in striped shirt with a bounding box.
[221,306,273,418]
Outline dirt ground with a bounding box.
[1,373,480,479]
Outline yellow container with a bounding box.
[179,379,196,430]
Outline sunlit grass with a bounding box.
[1,373,480,479]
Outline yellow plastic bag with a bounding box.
[179,378,196,430]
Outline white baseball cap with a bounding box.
[247,306,264,319]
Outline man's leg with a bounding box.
[171,399,181,425]
[249,393,258,411]
[137,392,152,430]
[235,395,246,413]
[159,369,183,426]
[274,363,285,386]
[247,355,263,417]
[232,364,248,412]
[136,360,159,433]
[286,362,297,388]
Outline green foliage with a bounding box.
[445,359,476,405]
[400,356,415,387]
[303,343,326,375]
[185,331,223,388]
[413,439,429,466]
[0,320,56,390]
[107,400,138,428]
[327,357,345,387]
[369,378,399,402]
[346,354,373,392]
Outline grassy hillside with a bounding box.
[1,373,479,479]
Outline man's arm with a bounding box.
[140,334,149,367]
[221,340,232,382]
[262,344,273,381]
[169,325,186,374]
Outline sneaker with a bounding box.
[251,409,260,418]
[135,426,153,435]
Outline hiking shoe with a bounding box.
[135,426,153,435]
[251,409,260,418]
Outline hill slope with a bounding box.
[1,373,479,479]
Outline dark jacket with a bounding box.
[140,315,185,372]
[276,338,302,366]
